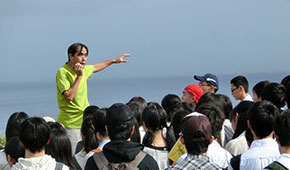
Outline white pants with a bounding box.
[65,128,82,155]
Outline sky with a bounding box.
[1,0,290,83]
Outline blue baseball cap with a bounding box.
[194,73,219,90]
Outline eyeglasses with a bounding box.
[231,88,238,92]
[199,82,210,87]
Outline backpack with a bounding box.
[93,151,146,170]
[265,161,288,170]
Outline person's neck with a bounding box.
[280,146,290,154]
[25,148,45,158]
[240,92,248,101]
[152,130,167,147]
[253,131,274,141]
[99,136,110,143]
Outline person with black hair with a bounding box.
[196,103,232,169]
[265,110,290,170]
[161,94,184,123]
[45,122,74,169]
[56,43,129,152]
[225,101,254,156]
[261,82,286,110]
[4,137,25,168]
[12,117,69,170]
[285,83,290,109]
[142,102,176,169]
[166,112,221,170]
[170,110,190,140]
[85,103,159,170]
[196,93,234,147]
[73,115,98,170]
[230,75,253,102]
[127,97,147,142]
[228,101,281,170]
[252,80,269,102]
[0,112,29,170]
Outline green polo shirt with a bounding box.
[56,64,94,128]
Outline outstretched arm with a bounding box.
[93,53,130,73]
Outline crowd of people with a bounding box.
[0,43,290,170]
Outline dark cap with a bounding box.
[180,112,212,142]
[194,73,219,90]
[106,103,134,125]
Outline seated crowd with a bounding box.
[0,74,290,170]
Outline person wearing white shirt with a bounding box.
[228,101,281,170]
[230,75,253,102]
[264,110,290,170]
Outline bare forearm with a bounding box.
[93,59,116,73]
[63,76,82,101]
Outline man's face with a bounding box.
[199,81,212,93]
[231,84,241,100]
[69,46,88,66]
[182,90,195,104]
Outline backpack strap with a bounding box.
[265,161,288,170]
[72,156,82,170]
[129,151,146,167]
[93,151,110,170]
[55,162,64,170]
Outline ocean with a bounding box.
[0,72,288,134]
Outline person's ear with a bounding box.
[274,133,280,144]
[47,137,50,145]
[209,136,214,145]
[180,136,185,144]
[247,120,252,130]
[130,126,135,136]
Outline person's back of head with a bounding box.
[106,103,135,141]
[127,102,144,127]
[216,94,233,120]
[196,103,225,139]
[4,136,25,167]
[247,101,280,139]
[161,94,183,122]
[93,108,108,140]
[20,117,50,154]
[230,75,249,93]
[180,112,213,155]
[83,105,99,120]
[6,112,29,142]
[281,75,290,88]
[274,109,290,148]
[230,101,254,139]
[142,102,176,150]
[261,82,286,109]
[81,116,98,153]
[45,122,74,168]
[285,83,290,108]
[170,110,190,140]
[182,102,195,113]
[252,80,270,102]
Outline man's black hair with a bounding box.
[230,75,249,93]
[67,43,89,62]
[196,103,225,139]
[253,80,270,99]
[20,117,51,153]
[274,109,290,147]
[248,101,280,139]
[183,131,211,155]
[261,82,286,109]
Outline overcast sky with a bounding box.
[1,0,290,83]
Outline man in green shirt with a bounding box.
[56,43,129,153]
